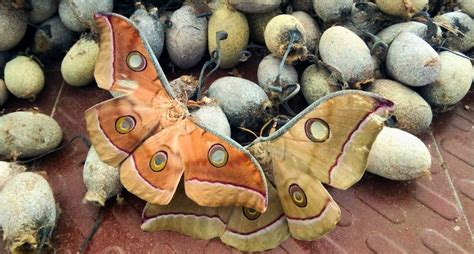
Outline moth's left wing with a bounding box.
[87,12,176,165]
[264,90,394,190]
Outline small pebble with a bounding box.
[207,77,272,129]
[58,0,87,32]
[0,5,27,51]
[27,0,58,24]
[228,0,281,13]
[264,14,307,63]
[460,0,474,17]
[421,51,473,107]
[83,147,122,206]
[0,112,63,159]
[61,37,99,87]
[367,79,432,135]
[301,64,340,104]
[313,0,352,23]
[0,172,57,253]
[167,5,208,69]
[291,11,321,54]
[319,26,374,86]
[73,0,114,30]
[208,3,249,69]
[4,56,45,99]
[131,4,164,59]
[59,0,113,32]
[257,54,298,97]
[375,0,428,17]
[33,15,77,59]
[435,12,474,52]
[376,21,428,45]
[191,103,232,137]
[367,127,431,180]
[0,161,26,191]
[386,32,441,87]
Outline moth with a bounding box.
[142,91,394,252]
[84,13,268,213]
[85,12,395,250]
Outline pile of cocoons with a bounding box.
[0,0,472,251]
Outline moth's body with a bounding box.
[150,96,188,129]
[247,141,273,179]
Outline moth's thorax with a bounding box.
[247,140,274,182]
[153,98,188,128]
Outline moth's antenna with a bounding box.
[259,115,291,137]
[197,31,228,100]
[238,127,259,140]
[259,118,276,137]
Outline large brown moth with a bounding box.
[84,13,268,213]
[142,90,394,251]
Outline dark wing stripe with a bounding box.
[226,214,286,236]
[285,199,330,221]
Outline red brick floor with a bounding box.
[1,57,473,253]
